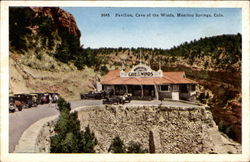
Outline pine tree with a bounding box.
[50,97,97,153]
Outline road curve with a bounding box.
[9,100,102,153]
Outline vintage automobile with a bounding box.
[31,93,44,105]
[14,94,35,108]
[102,96,120,104]
[103,93,132,105]
[80,91,105,99]
[29,93,39,106]
[123,93,132,103]
[40,93,50,104]
[9,96,23,112]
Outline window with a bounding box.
[172,85,178,91]
[180,84,188,93]
[161,85,169,91]
[191,84,196,91]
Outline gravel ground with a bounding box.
[9,99,200,153]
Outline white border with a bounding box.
[1,1,249,162]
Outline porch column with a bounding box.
[141,85,144,98]
[154,84,159,100]
[113,85,116,96]
[125,85,128,93]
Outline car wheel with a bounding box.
[17,106,23,111]
[9,109,15,113]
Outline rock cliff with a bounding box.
[30,7,81,38]
[9,7,96,100]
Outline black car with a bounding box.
[102,96,120,104]
[103,93,132,105]
[123,93,132,103]
[14,94,34,108]
[80,91,104,99]
[32,93,45,105]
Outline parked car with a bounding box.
[123,93,132,103]
[31,93,44,105]
[102,96,120,104]
[9,96,23,112]
[14,94,34,108]
[80,91,105,99]
[29,93,39,106]
[9,96,16,113]
[103,93,132,105]
[41,93,50,104]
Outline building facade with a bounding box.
[101,64,197,101]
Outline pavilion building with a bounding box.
[100,64,197,101]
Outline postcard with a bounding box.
[1,1,249,162]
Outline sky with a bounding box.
[62,7,241,49]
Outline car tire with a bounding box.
[17,106,23,111]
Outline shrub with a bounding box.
[108,136,126,153]
[50,97,97,153]
[108,136,148,153]
[81,125,98,153]
[126,141,148,153]
[100,65,109,76]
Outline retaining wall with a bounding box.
[14,105,241,153]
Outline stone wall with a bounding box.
[32,105,241,154]
[14,115,58,153]
[77,105,241,154]
[36,119,57,152]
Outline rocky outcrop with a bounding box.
[31,7,81,38]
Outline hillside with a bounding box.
[88,34,242,143]
[9,7,241,143]
[9,7,99,100]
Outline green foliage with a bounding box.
[126,141,148,153]
[56,97,71,113]
[108,136,126,153]
[50,97,97,153]
[60,132,79,153]
[81,126,98,153]
[73,34,241,71]
[9,7,241,72]
[108,136,148,153]
[9,7,35,50]
[100,65,109,76]
[9,7,58,52]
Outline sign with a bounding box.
[120,64,163,78]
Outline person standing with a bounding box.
[49,94,52,108]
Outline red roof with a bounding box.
[101,70,197,85]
